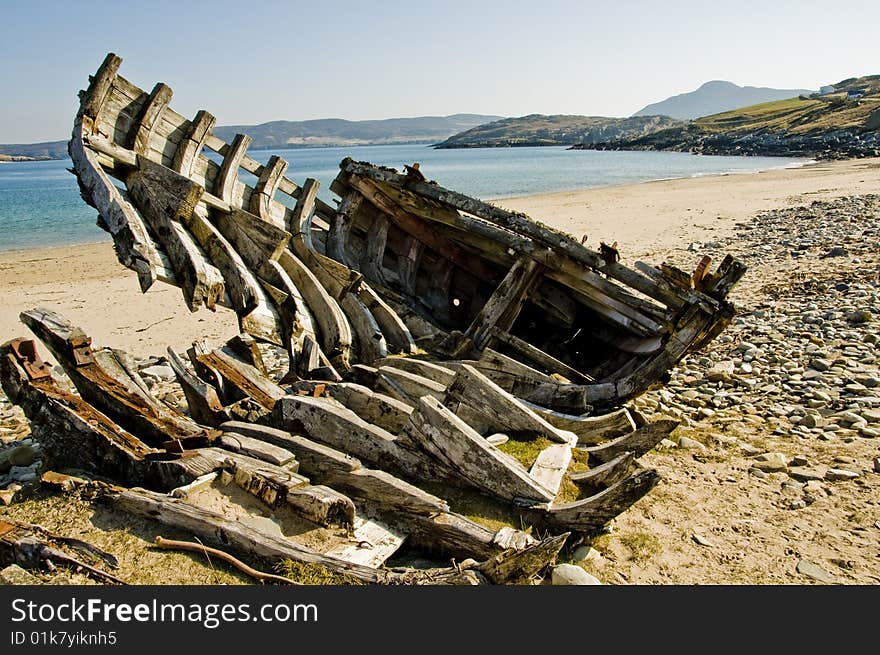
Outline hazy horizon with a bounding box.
[2,0,878,143]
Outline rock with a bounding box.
[656,438,678,451]
[858,426,879,438]
[809,358,832,372]
[0,564,41,585]
[571,546,602,562]
[824,247,848,258]
[845,310,872,324]
[825,468,860,481]
[799,413,823,429]
[707,360,735,382]
[740,443,762,456]
[486,433,509,446]
[0,443,37,472]
[789,468,825,482]
[8,465,38,483]
[796,559,837,584]
[139,365,175,381]
[692,533,713,547]
[790,455,809,467]
[752,452,788,472]
[874,457,880,474]
[551,564,602,585]
[678,436,706,450]
[749,468,769,480]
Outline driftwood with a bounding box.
[153,536,300,585]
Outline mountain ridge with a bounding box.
[633,80,815,119]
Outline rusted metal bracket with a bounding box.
[9,339,53,381]
[68,335,95,366]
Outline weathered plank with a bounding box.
[464,256,543,350]
[132,83,173,156]
[376,366,446,402]
[582,419,678,463]
[268,395,444,483]
[213,133,251,204]
[361,216,390,285]
[125,158,225,311]
[326,192,359,266]
[521,404,637,445]
[406,395,555,503]
[322,517,406,568]
[249,155,288,221]
[569,451,635,489]
[541,468,660,531]
[444,365,575,444]
[488,329,593,384]
[166,346,230,426]
[21,309,205,446]
[109,487,388,583]
[372,357,455,387]
[193,347,285,410]
[213,208,291,264]
[528,443,572,497]
[171,110,216,177]
[323,382,413,434]
[218,432,297,467]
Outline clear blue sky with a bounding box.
[2,0,878,142]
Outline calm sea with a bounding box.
[0,144,807,251]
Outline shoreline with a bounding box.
[1,156,878,355]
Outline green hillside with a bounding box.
[434,114,685,148]
[572,75,880,158]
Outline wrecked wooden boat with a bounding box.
[0,52,744,583]
[70,53,744,415]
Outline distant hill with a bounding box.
[633,80,815,120]
[573,75,880,159]
[212,114,503,149]
[0,141,69,161]
[434,114,685,148]
[0,114,503,161]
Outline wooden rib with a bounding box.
[132,83,173,155]
[268,395,444,483]
[444,364,575,444]
[521,404,636,445]
[214,133,251,203]
[193,348,286,411]
[181,206,260,314]
[172,110,216,177]
[289,177,321,239]
[582,419,678,463]
[326,192,360,266]
[488,328,593,384]
[277,251,352,368]
[70,120,170,291]
[372,357,455,387]
[166,347,230,427]
[212,208,291,264]
[355,285,416,355]
[125,158,225,311]
[81,53,123,122]
[541,468,660,530]
[397,235,423,294]
[339,293,388,364]
[569,451,635,489]
[361,216,390,285]
[464,256,543,350]
[249,155,288,220]
[406,396,555,503]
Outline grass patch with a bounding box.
[277,560,363,585]
[419,482,535,533]
[618,531,662,564]
[496,436,554,469]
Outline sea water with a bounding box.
[0,144,807,251]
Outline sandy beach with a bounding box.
[1,157,878,356]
